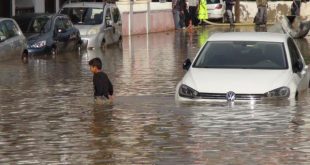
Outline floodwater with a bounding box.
[1,26,310,164]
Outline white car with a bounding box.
[59,2,122,49]
[176,32,310,102]
[207,0,226,21]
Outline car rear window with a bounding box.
[60,7,103,25]
[207,0,220,4]
[193,41,288,69]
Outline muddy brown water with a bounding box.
[0,26,310,164]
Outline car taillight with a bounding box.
[215,4,222,9]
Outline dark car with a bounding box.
[13,13,81,56]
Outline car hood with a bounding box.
[74,25,100,36]
[182,68,291,94]
[25,33,47,44]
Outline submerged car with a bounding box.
[176,32,310,102]
[13,13,81,56]
[0,18,28,62]
[59,2,122,49]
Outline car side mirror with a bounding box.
[0,35,6,42]
[294,60,304,73]
[183,59,192,70]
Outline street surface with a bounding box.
[1,25,310,164]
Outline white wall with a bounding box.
[15,0,44,13]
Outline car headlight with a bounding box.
[265,87,290,98]
[179,84,199,98]
[30,40,46,48]
[88,27,100,35]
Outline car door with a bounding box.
[0,20,18,61]
[0,21,10,61]
[54,16,67,52]
[3,20,24,58]
[287,38,309,91]
[111,6,122,43]
[103,6,114,45]
[62,17,78,51]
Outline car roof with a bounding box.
[208,32,289,43]
[13,13,69,19]
[0,17,15,21]
[62,2,115,8]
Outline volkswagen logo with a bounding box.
[226,91,236,102]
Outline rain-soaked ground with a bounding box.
[1,25,310,164]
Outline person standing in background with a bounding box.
[225,0,235,26]
[172,0,182,29]
[255,0,268,26]
[291,0,301,16]
[198,0,208,25]
[188,0,199,26]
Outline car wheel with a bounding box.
[21,52,28,64]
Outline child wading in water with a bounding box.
[89,58,114,104]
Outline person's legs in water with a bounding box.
[226,9,234,26]
[173,10,181,29]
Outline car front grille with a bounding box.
[198,93,266,100]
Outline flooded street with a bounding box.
[1,26,310,164]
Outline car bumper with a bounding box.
[208,10,224,19]
[27,47,51,55]
[81,34,101,49]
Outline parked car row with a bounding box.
[0,2,122,63]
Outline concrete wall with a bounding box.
[117,1,310,36]
[16,0,45,13]
[238,1,310,23]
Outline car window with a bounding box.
[112,7,121,23]
[60,7,103,25]
[105,8,111,25]
[63,18,73,29]
[55,17,65,30]
[193,41,288,69]
[3,20,20,38]
[207,0,220,4]
[28,16,50,33]
[287,38,303,71]
[0,22,9,41]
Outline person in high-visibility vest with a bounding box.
[197,0,208,24]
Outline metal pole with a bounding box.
[129,0,133,36]
[146,0,150,34]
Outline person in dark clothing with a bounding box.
[89,57,114,104]
[291,0,301,16]
[225,0,235,26]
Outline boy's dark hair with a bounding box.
[88,57,102,70]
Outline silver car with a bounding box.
[59,2,122,49]
[0,18,28,62]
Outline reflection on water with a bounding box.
[0,26,310,164]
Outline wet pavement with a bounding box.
[1,26,310,164]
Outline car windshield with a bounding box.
[60,7,103,25]
[28,17,51,33]
[207,0,220,4]
[193,41,288,69]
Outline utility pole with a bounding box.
[235,0,240,23]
